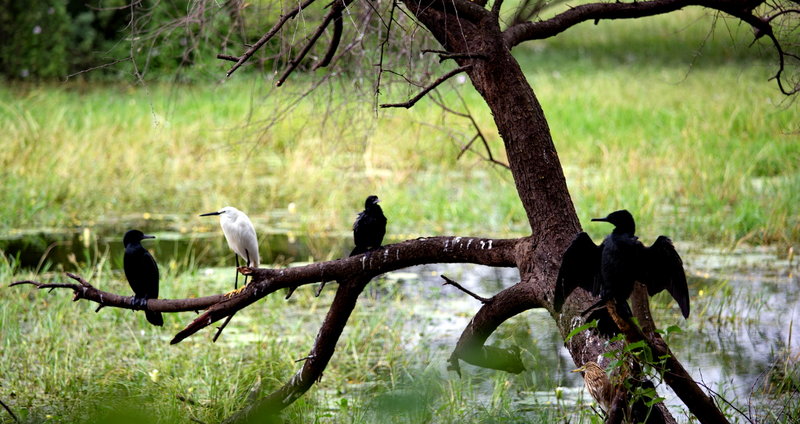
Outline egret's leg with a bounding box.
[244,249,251,287]
[234,255,240,289]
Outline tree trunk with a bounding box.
[402,3,678,422]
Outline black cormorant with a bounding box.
[350,195,387,256]
[554,210,689,319]
[123,229,163,326]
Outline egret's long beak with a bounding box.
[571,366,585,373]
[200,211,222,217]
[143,235,156,240]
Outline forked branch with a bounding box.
[222,0,318,77]
[276,0,355,86]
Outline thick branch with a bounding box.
[172,236,517,342]
[503,1,798,95]
[607,301,731,424]
[449,282,542,374]
[224,275,370,421]
[504,0,695,47]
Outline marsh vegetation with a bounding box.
[1,8,799,424]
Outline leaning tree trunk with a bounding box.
[404,0,602,368]
[403,2,678,421]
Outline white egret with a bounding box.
[200,206,260,289]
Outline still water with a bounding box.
[2,222,798,422]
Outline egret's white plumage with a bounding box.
[219,206,260,267]
[201,206,260,268]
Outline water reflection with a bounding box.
[0,219,349,272]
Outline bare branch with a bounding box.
[222,0,319,78]
[0,397,19,423]
[441,275,492,303]
[312,7,344,70]
[212,313,237,343]
[430,90,511,169]
[216,54,240,62]
[504,0,696,46]
[276,0,355,86]
[421,49,488,63]
[11,273,227,313]
[223,275,370,422]
[64,57,132,81]
[449,281,541,375]
[491,0,504,16]
[171,236,517,343]
[502,1,799,95]
[380,65,472,108]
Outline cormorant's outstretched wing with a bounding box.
[554,232,600,312]
[641,236,690,318]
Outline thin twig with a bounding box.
[212,313,236,343]
[374,0,399,97]
[0,398,19,423]
[276,0,353,86]
[441,275,492,303]
[64,57,132,81]
[380,65,472,108]
[224,0,319,78]
[216,54,240,62]
[315,280,328,297]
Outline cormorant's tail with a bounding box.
[349,246,366,257]
[146,310,164,326]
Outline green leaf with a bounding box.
[565,320,598,342]
[645,396,666,407]
[665,325,683,335]
[624,340,648,352]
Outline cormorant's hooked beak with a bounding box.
[591,216,609,223]
[200,211,222,217]
[143,235,156,240]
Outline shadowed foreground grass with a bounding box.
[0,256,593,424]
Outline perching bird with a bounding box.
[573,362,613,413]
[200,206,260,289]
[350,195,387,256]
[123,229,163,326]
[554,210,690,319]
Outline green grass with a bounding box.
[0,255,601,424]
[1,9,798,247]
